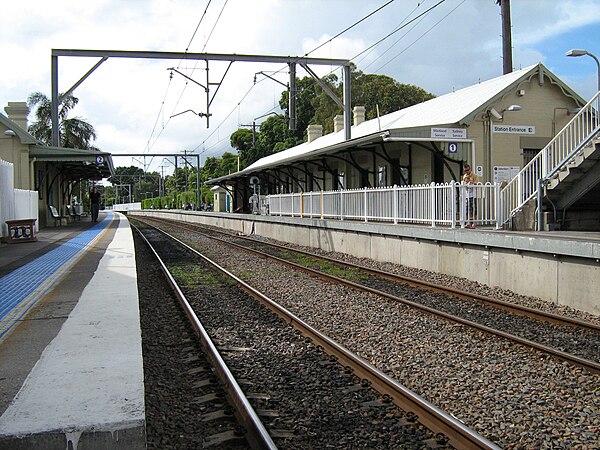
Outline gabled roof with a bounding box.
[207,63,585,184]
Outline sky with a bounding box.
[1,0,599,177]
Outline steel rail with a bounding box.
[143,221,501,450]
[231,227,600,333]
[147,216,600,333]
[132,223,277,450]
[143,217,600,375]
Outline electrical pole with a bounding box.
[159,165,167,197]
[498,0,513,74]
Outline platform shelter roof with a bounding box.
[207,63,584,184]
[0,111,114,180]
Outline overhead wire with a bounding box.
[246,0,444,139]
[304,0,396,56]
[236,0,404,140]
[143,0,215,157]
[355,0,428,69]
[253,0,401,86]
[373,0,466,73]
[159,0,229,150]
[350,0,446,63]
[193,0,449,160]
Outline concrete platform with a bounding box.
[0,211,145,449]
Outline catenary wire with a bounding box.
[143,0,214,157]
[373,0,466,73]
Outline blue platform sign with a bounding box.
[448,142,459,154]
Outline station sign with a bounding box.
[493,124,535,134]
[431,128,467,139]
[493,166,520,183]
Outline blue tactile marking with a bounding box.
[0,212,114,340]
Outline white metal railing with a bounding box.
[266,182,501,228]
[500,90,600,223]
[111,202,142,211]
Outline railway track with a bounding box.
[133,219,500,449]
[139,216,600,373]
[130,215,600,448]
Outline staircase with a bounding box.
[500,90,600,229]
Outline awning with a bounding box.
[30,145,115,180]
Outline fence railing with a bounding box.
[266,181,502,228]
[110,202,142,211]
[500,89,600,224]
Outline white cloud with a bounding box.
[512,1,600,46]
[1,0,598,176]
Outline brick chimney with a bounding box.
[353,106,366,126]
[4,102,30,130]
[333,115,344,133]
[307,124,323,143]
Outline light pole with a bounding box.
[566,48,600,92]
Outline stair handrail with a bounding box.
[500,90,600,224]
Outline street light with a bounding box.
[565,48,600,92]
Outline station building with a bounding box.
[0,102,114,237]
[207,63,599,229]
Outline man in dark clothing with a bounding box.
[90,187,101,223]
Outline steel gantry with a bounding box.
[50,49,353,146]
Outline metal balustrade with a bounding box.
[267,182,501,228]
[500,90,600,224]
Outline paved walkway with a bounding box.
[0,212,145,449]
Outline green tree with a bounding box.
[231,128,255,168]
[257,115,301,154]
[220,152,239,175]
[27,92,98,149]
[108,166,161,203]
[279,67,435,135]
[199,152,240,205]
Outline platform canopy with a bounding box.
[206,63,585,185]
[30,145,114,180]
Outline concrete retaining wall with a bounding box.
[130,210,600,316]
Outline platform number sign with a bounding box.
[95,155,105,165]
[448,142,458,154]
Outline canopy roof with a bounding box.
[30,145,114,180]
[207,63,585,184]
[0,111,114,180]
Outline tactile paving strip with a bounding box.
[0,212,114,339]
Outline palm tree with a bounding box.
[27,92,98,149]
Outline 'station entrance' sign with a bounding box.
[493,124,535,134]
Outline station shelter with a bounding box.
[0,101,114,238]
[206,64,594,227]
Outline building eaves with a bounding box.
[205,132,389,185]
[206,63,584,185]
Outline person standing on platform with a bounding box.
[462,165,479,228]
[90,187,101,223]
